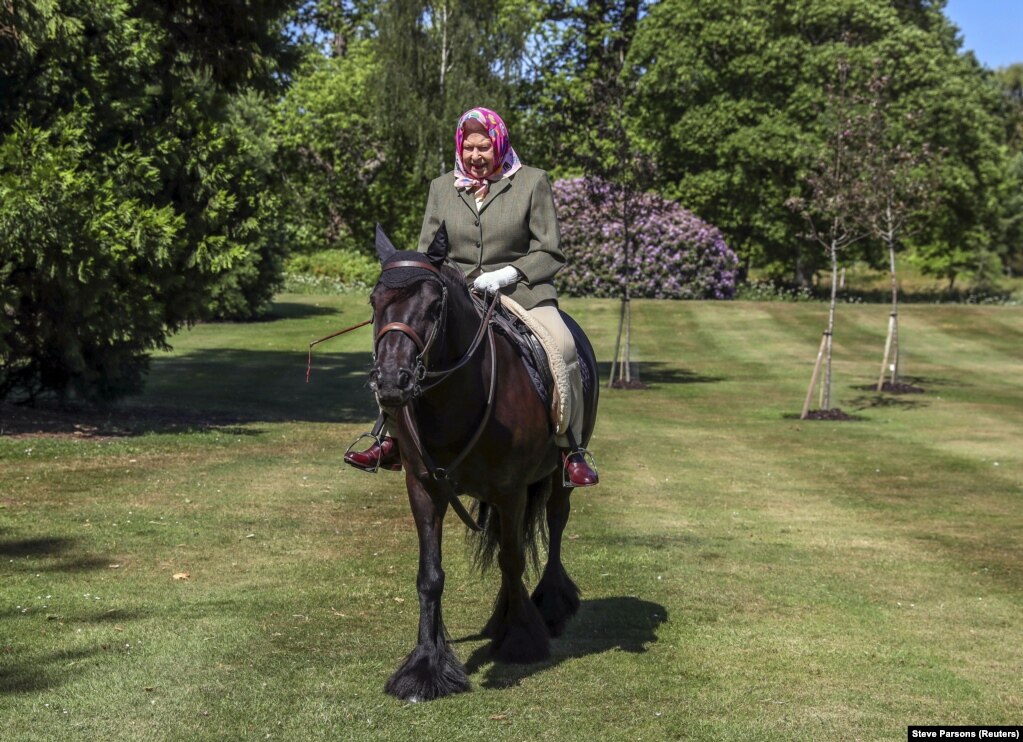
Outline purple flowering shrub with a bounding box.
[553,177,738,299]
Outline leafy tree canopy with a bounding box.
[3,0,1020,402]
[0,0,294,401]
[628,0,1007,285]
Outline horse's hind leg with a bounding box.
[483,495,550,663]
[531,477,581,637]
[385,477,470,701]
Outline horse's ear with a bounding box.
[426,222,449,266]
[375,223,398,264]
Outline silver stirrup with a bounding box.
[562,447,598,488]
[344,431,385,474]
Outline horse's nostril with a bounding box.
[398,369,412,389]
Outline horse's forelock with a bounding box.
[377,252,432,290]
[376,251,467,294]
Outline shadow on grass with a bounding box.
[143,348,379,426]
[848,393,929,412]
[265,302,345,321]
[3,355,722,438]
[1,348,379,437]
[0,648,102,695]
[760,282,1017,305]
[893,375,963,389]
[0,533,147,696]
[80,606,150,623]
[201,302,344,325]
[595,362,724,387]
[0,536,75,558]
[1,534,115,574]
[781,411,866,421]
[0,607,151,694]
[460,596,667,689]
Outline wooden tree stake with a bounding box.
[608,298,626,388]
[877,312,896,391]
[801,332,829,420]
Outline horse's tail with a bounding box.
[467,478,550,575]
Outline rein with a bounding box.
[304,261,448,384]
[377,260,502,532]
[398,303,498,479]
[304,257,501,533]
[375,261,500,399]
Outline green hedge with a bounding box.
[285,249,380,288]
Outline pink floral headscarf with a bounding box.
[453,107,522,198]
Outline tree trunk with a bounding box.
[822,241,839,410]
[801,332,829,420]
[437,0,449,176]
[610,187,635,387]
[877,312,896,392]
[623,292,632,383]
[877,226,900,391]
[608,291,633,386]
[623,190,633,384]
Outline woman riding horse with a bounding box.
[345,107,598,488]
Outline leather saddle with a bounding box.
[470,292,553,412]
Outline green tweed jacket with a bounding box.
[417,165,565,309]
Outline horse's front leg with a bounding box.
[483,493,551,664]
[384,474,470,701]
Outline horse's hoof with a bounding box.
[491,626,551,664]
[489,608,551,664]
[531,568,581,637]
[384,643,470,701]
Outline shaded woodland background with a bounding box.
[2,0,1022,401]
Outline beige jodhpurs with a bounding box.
[527,301,585,449]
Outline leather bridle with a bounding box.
[374,261,448,399]
[374,260,499,399]
[374,260,502,531]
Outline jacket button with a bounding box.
[476,241,481,249]
[474,219,479,226]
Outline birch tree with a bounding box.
[525,0,646,387]
[788,63,872,418]
[859,74,938,391]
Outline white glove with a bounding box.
[473,265,521,293]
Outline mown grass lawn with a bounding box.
[2,294,1021,741]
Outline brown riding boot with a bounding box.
[344,435,402,472]
[563,450,598,487]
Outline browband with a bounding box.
[382,260,442,276]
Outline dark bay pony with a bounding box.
[368,225,598,701]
